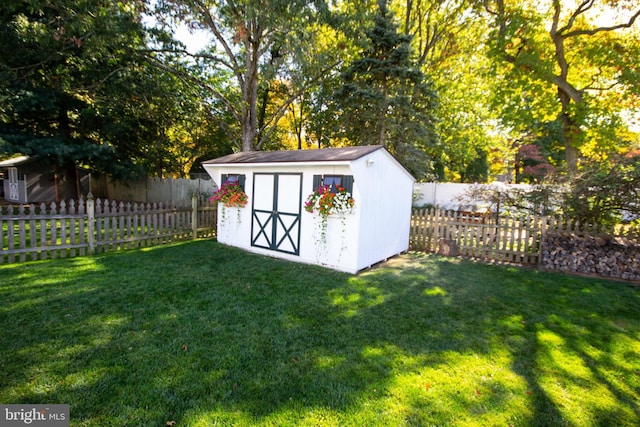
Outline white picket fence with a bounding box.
[0,194,216,264]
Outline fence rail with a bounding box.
[3,202,638,281]
[1,194,216,264]
[411,209,542,264]
[409,208,640,267]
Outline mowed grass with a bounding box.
[0,240,639,426]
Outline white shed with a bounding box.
[202,145,415,274]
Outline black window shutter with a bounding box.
[221,174,228,185]
[342,175,354,194]
[312,175,322,191]
[238,175,246,191]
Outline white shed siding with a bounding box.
[209,166,253,247]
[299,163,358,272]
[350,149,414,270]
[204,162,362,273]
[203,146,414,274]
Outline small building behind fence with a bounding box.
[0,155,91,204]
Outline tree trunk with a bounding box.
[557,88,580,174]
[240,30,260,152]
[379,75,388,146]
[241,68,258,152]
[550,3,582,174]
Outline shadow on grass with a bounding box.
[0,241,639,426]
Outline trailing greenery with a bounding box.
[1,240,638,426]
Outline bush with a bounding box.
[563,152,640,226]
[455,152,640,227]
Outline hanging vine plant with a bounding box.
[210,182,248,225]
[304,185,355,246]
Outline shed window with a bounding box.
[313,174,353,194]
[221,174,246,190]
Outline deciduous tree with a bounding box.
[0,0,223,179]
[149,0,340,152]
[0,0,148,178]
[484,0,640,173]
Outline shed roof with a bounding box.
[0,155,32,167]
[203,145,384,165]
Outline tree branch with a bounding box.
[582,68,620,92]
[191,0,243,84]
[563,8,640,38]
[484,0,519,64]
[204,110,242,146]
[5,30,97,73]
[144,47,237,73]
[553,75,583,103]
[256,60,342,149]
[557,0,595,35]
[141,54,241,123]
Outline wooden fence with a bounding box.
[0,194,216,264]
[409,208,640,266]
[410,209,542,264]
[3,200,638,276]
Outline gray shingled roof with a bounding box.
[202,145,384,165]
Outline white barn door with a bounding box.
[251,173,302,255]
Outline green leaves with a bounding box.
[0,0,217,178]
[484,0,640,173]
[332,0,439,180]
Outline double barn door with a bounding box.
[251,173,302,255]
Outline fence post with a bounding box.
[87,192,95,254]
[433,208,440,253]
[192,194,198,240]
[537,215,548,268]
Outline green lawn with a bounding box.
[1,240,638,426]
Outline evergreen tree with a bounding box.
[333,0,439,180]
[0,0,145,178]
[0,0,215,179]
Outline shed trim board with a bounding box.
[203,146,415,274]
[0,155,31,167]
[202,145,385,165]
[203,146,414,180]
[211,161,351,169]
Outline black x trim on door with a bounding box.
[251,173,302,255]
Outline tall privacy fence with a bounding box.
[0,194,216,264]
[410,208,640,282]
[91,176,216,205]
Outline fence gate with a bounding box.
[251,173,302,255]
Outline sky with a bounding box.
[174,25,210,54]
